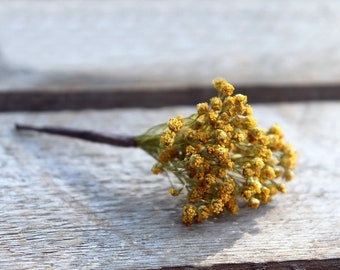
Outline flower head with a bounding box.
[136,78,297,225]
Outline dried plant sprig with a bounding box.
[138,78,297,224]
[16,78,297,225]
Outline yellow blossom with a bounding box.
[197,130,210,143]
[205,173,217,185]
[215,145,227,159]
[197,205,210,221]
[185,129,196,142]
[211,199,224,214]
[226,196,239,215]
[243,104,253,116]
[233,130,247,142]
[135,78,297,225]
[169,188,181,196]
[210,97,223,111]
[208,110,219,123]
[248,197,260,209]
[189,154,205,169]
[158,148,178,164]
[212,78,235,96]
[252,157,265,170]
[188,187,204,203]
[268,134,283,150]
[185,145,197,157]
[216,129,228,145]
[277,183,286,193]
[235,94,247,104]
[261,166,276,180]
[167,117,183,132]
[243,116,257,128]
[197,102,209,115]
[242,189,253,200]
[182,205,198,225]
[284,170,295,181]
[268,184,279,196]
[243,167,255,178]
[268,124,284,138]
[151,163,164,174]
[217,168,227,178]
[160,130,176,147]
[260,186,271,203]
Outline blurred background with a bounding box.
[0,0,339,109]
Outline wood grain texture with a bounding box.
[1,102,339,269]
[1,0,340,91]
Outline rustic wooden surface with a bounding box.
[1,2,339,268]
[1,0,340,91]
[1,101,339,269]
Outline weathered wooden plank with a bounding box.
[1,0,340,91]
[0,102,339,269]
[161,259,340,270]
[1,84,340,112]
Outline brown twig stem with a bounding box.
[15,124,137,147]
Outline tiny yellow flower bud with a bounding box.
[189,154,205,169]
[182,205,198,225]
[268,184,279,195]
[197,130,210,143]
[268,134,283,150]
[242,189,252,200]
[185,145,197,157]
[198,205,210,221]
[217,168,227,178]
[262,166,276,180]
[243,168,255,177]
[268,124,284,138]
[216,129,228,145]
[248,197,260,209]
[284,170,295,181]
[234,94,247,105]
[252,157,265,170]
[167,117,183,132]
[215,146,229,163]
[261,186,271,203]
[211,199,224,214]
[197,102,209,115]
[243,104,253,116]
[169,188,181,196]
[212,78,225,91]
[253,180,262,194]
[244,116,257,128]
[160,130,176,147]
[205,173,216,185]
[185,129,196,141]
[212,78,235,96]
[226,196,239,215]
[277,183,286,193]
[210,97,223,111]
[151,164,164,174]
[208,110,219,123]
[233,130,247,142]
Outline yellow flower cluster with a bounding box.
[137,78,297,225]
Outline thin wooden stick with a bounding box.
[15,124,137,147]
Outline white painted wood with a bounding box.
[0,102,339,269]
[1,0,340,90]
